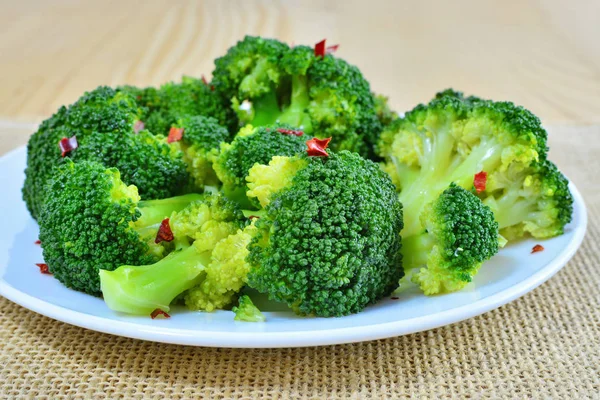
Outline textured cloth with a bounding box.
[0,125,599,398]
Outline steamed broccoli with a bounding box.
[38,160,203,295]
[402,184,499,294]
[232,295,265,322]
[100,193,246,315]
[23,86,190,219]
[377,89,572,241]
[373,93,398,128]
[120,76,236,135]
[170,115,230,190]
[211,36,382,157]
[244,151,404,317]
[213,125,310,207]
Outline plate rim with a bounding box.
[0,146,588,348]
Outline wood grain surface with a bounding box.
[0,0,599,127]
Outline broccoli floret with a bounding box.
[38,160,203,295]
[183,224,256,312]
[232,295,265,322]
[213,125,310,208]
[402,184,499,295]
[244,151,404,317]
[23,86,190,219]
[373,93,398,128]
[170,115,230,190]
[480,159,573,240]
[100,193,247,315]
[211,36,382,157]
[121,77,236,135]
[376,89,571,242]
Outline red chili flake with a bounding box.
[306,137,332,157]
[391,297,399,300]
[34,239,41,245]
[155,218,174,244]
[473,171,488,193]
[134,120,145,133]
[276,128,304,136]
[248,215,260,220]
[326,44,339,54]
[201,75,215,91]
[150,309,171,319]
[314,39,339,57]
[314,39,327,57]
[531,244,544,254]
[58,136,78,157]
[167,127,184,143]
[36,263,51,275]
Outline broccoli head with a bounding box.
[402,184,499,295]
[211,36,382,157]
[100,193,247,315]
[23,86,190,219]
[244,150,404,317]
[38,160,203,295]
[377,89,571,242]
[213,124,310,207]
[120,77,236,135]
[169,115,230,190]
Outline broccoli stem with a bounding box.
[278,75,313,131]
[251,91,280,127]
[99,245,210,315]
[401,233,434,271]
[135,193,204,228]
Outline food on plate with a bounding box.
[23,36,574,320]
[377,89,573,243]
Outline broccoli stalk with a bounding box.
[401,184,499,295]
[100,243,210,315]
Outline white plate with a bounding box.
[0,146,587,348]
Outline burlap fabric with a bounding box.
[0,125,598,399]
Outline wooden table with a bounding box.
[1,0,599,137]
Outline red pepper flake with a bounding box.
[326,44,339,54]
[134,120,145,133]
[36,263,51,275]
[155,218,174,244]
[34,239,41,245]
[58,136,78,157]
[473,171,488,193]
[276,128,304,136]
[531,244,544,254]
[201,75,215,91]
[314,39,326,57]
[248,215,260,220]
[391,297,399,300]
[314,39,339,57]
[306,137,332,157]
[150,309,171,319]
[167,127,184,143]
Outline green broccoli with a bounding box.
[402,184,499,295]
[23,86,190,219]
[377,89,572,241]
[232,295,265,322]
[100,193,247,315]
[213,125,310,208]
[373,93,398,129]
[211,36,382,157]
[244,151,404,317]
[38,160,203,295]
[170,115,230,190]
[119,76,236,135]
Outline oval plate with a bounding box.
[0,146,587,348]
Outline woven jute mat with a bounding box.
[1,126,599,399]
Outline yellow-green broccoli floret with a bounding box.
[232,295,265,322]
